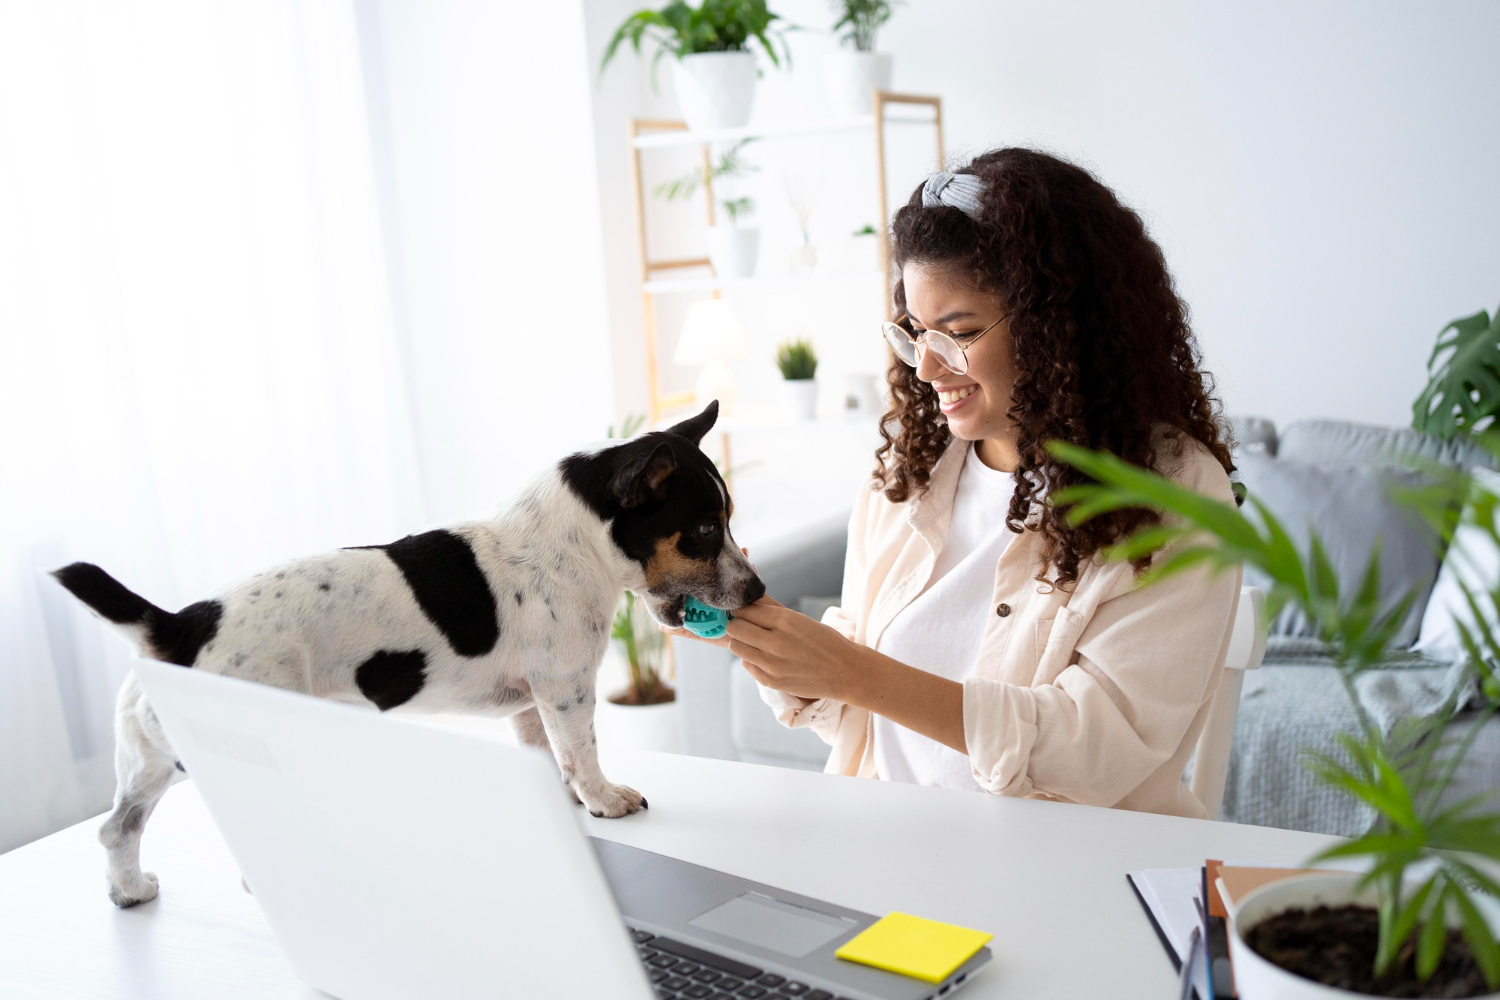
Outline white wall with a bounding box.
[359,0,617,523]
[587,0,1500,430]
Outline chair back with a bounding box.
[1190,586,1267,820]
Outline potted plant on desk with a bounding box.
[1051,441,1500,999]
[595,415,680,753]
[601,0,792,132]
[776,337,819,420]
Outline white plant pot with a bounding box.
[823,51,894,117]
[782,378,818,420]
[595,697,681,754]
[1226,872,1500,1000]
[706,225,759,278]
[671,51,757,132]
[843,372,881,418]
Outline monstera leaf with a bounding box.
[1413,305,1500,438]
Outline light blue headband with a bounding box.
[921,171,986,221]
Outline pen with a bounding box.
[1178,926,1201,1000]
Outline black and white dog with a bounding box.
[54,402,763,907]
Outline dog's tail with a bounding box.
[51,562,222,667]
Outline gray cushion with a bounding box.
[1236,454,1440,646]
[749,512,849,606]
[1277,419,1497,471]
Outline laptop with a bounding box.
[132,658,990,1000]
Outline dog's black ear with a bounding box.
[612,441,676,509]
[665,401,719,445]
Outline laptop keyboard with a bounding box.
[631,929,850,1000]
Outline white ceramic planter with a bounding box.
[1226,872,1500,1000]
[782,378,818,420]
[843,372,881,418]
[706,225,759,278]
[823,51,893,117]
[671,51,757,132]
[595,697,681,754]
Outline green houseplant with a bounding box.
[603,414,676,710]
[600,1,792,132]
[656,139,760,278]
[824,0,900,115]
[830,0,900,51]
[609,590,673,707]
[1413,304,1500,439]
[1049,439,1500,997]
[776,337,818,420]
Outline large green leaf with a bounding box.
[1412,307,1500,438]
[1049,437,1500,981]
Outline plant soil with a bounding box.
[607,684,676,707]
[1245,904,1490,998]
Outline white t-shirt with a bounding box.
[873,442,1017,792]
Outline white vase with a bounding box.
[594,697,681,754]
[782,378,818,420]
[1226,872,1500,1000]
[823,50,894,117]
[706,225,759,278]
[671,51,757,132]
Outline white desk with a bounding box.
[0,750,1338,999]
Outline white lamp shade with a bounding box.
[674,299,747,366]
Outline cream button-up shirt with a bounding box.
[760,432,1241,818]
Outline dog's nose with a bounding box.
[740,575,766,606]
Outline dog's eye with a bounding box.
[697,522,716,536]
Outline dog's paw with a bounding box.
[580,783,647,818]
[108,870,159,908]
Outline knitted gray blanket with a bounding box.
[1217,639,1482,837]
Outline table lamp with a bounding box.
[674,298,748,416]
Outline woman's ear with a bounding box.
[665,400,719,445]
[612,441,676,509]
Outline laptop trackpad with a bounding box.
[688,892,856,958]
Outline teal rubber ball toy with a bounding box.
[681,596,731,639]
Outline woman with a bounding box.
[681,147,1240,818]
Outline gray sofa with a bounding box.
[673,419,1500,836]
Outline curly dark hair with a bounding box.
[874,147,1233,589]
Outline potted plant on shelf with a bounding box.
[1049,439,1500,999]
[596,414,681,752]
[601,0,792,132]
[824,0,900,116]
[776,337,819,420]
[656,139,760,278]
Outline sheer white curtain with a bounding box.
[0,1,424,853]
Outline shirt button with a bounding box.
[996,603,1011,617]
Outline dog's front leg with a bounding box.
[532,683,645,818]
[509,706,582,804]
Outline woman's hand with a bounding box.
[661,593,870,702]
[665,594,968,754]
[657,551,962,751]
[723,597,870,703]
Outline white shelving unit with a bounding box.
[628,110,942,151]
[627,93,945,427]
[640,268,882,296]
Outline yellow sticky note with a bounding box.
[834,912,992,984]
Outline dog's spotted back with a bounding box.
[51,401,764,906]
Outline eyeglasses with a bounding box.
[881,312,1008,376]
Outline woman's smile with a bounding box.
[936,383,979,412]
